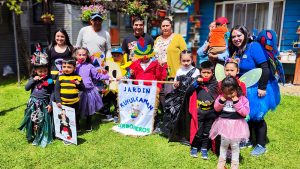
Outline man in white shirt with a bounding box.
[76,12,112,58]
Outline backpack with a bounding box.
[256,30,285,84]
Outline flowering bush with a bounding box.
[40,13,55,22]
[81,4,107,22]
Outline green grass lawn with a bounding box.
[0,78,299,169]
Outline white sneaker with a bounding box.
[102,115,114,122]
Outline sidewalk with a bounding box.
[280,84,300,96]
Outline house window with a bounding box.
[215,0,284,48]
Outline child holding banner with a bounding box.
[186,61,219,159]
[54,59,84,144]
[74,47,110,131]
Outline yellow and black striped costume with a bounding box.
[54,74,84,105]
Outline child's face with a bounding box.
[35,67,48,77]
[76,49,88,63]
[140,57,150,63]
[225,63,239,77]
[200,68,213,79]
[112,53,123,62]
[180,54,192,68]
[223,88,237,99]
[62,63,75,75]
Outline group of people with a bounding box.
[18,12,280,168]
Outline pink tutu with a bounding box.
[209,117,249,141]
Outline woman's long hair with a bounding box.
[48,28,73,49]
[228,25,250,57]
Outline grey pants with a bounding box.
[219,136,240,163]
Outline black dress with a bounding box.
[161,68,196,144]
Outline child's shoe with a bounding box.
[250,144,266,156]
[102,115,114,122]
[190,147,198,158]
[217,158,226,169]
[240,141,252,149]
[200,148,208,160]
[85,125,93,132]
[113,116,119,124]
[230,160,239,169]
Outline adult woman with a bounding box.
[152,18,187,133]
[47,28,73,81]
[154,18,187,79]
[228,25,280,156]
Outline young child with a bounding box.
[208,17,230,64]
[102,47,132,123]
[74,47,109,131]
[129,38,167,91]
[186,61,219,159]
[161,50,199,139]
[210,76,250,169]
[19,48,54,147]
[129,38,168,128]
[222,58,246,96]
[54,59,84,144]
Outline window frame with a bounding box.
[214,0,285,50]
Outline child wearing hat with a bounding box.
[19,43,54,147]
[129,38,168,121]
[102,47,132,123]
[208,17,230,65]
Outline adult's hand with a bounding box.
[257,89,266,97]
[208,53,218,59]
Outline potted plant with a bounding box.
[81,4,107,23]
[40,13,55,24]
[122,0,148,18]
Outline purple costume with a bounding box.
[76,62,109,118]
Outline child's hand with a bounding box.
[174,81,180,88]
[74,80,80,85]
[231,91,239,101]
[56,103,62,108]
[197,77,203,83]
[33,76,41,81]
[220,96,227,102]
[46,105,52,112]
[130,69,134,75]
[116,76,123,81]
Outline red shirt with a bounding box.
[129,60,168,89]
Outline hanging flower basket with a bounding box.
[157,9,167,17]
[41,13,54,24]
[81,4,107,23]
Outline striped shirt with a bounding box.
[55,74,84,105]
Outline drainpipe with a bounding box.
[12,12,21,86]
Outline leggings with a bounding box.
[248,120,267,147]
[219,136,240,163]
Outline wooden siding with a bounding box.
[281,0,300,51]
[197,0,215,45]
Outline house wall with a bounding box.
[281,0,300,51]
[197,0,215,46]
[0,5,26,77]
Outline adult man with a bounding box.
[122,16,154,61]
[76,12,112,58]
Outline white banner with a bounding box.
[113,81,157,136]
[52,102,77,145]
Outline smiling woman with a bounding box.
[47,28,74,82]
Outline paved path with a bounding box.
[280,84,300,96]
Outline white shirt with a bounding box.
[76,26,112,58]
[174,65,200,81]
